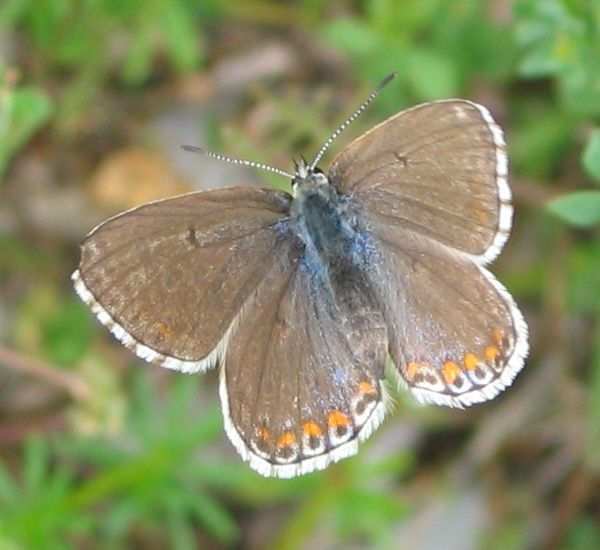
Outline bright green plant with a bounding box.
[321,0,516,110]
[0,437,93,548]
[0,0,209,132]
[547,130,600,227]
[0,374,244,547]
[0,65,51,181]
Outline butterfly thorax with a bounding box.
[290,163,368,280]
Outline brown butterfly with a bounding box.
[73,74,528,477]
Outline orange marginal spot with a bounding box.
[327,410,349,429]
[257,426,271,442]
[406,362,420,379]
[473,203,489,224]
[302,421,323,438]
[358,380,376,395]
[464,352,478,371]
[485,345,500,361]
[442,361,462,385]
[276,431,296,448]
[154,322,175,340]
[491,329,503,347]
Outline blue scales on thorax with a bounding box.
[289,162,375,291]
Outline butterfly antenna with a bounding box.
[310,72,398,170]
[181,145,295,180]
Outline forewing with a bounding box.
[329,100,510,264]
[221,256,389,478]
[73,187,292,373]
[366,219,528,408]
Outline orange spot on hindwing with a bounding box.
[442,361,462,385]
[473,202,490,224]
[464,352,478,371]
[153,321,175,340]
[406,362,420,379]
[275,430,299,463]
[327,410,352,443]
[358,381,376,395]
[485,345,499,361]
[302,421,322,438]
[492,329,503,347]
[302,420,325,454]
[250,425,272,458]
[257,426,271,442]
[276,431,297,448]
[327,410,349,429]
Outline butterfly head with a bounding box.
[292,156,329,197]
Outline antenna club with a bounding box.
[181,74,397,181]
[377,72,398,91]
[309,72,397,170]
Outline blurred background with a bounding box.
[1,1,600,548]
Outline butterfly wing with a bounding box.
[220,251,389,478]
[73,187,292,373]
[328,100,527,406]
[366,220,528,407]
[329,100,510,264]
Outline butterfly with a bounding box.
[73,74,528,478]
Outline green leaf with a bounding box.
[188,490,239,544]
[547,191,600,227]
[122,22,154,84]
[0,84,52,181]
[565,516,600,550]
[560,64,600,117]
[0,458,18,504]
[162,0,202,72]
[586,320,600,470]
[566,240,600,314]
[510,103,576,179]
[23,437,46,495]
[404,47,459,99]
[41,298,94,367]
[0,0,29,25]
[583,130,600,183]
[321,18,381,61]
